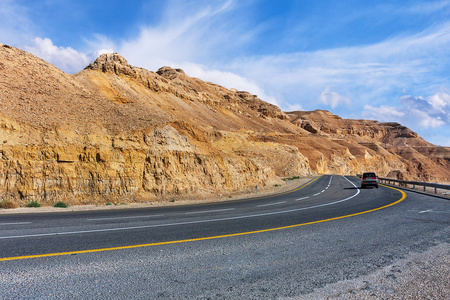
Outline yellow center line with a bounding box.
[0,178,406,262]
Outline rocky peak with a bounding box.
[157,66,186,79]
[1,43,12,49]
[85,53,135,76]
[100,53,129,65]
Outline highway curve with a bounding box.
[1,175,449,299]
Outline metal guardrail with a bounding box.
[378,177,450,195]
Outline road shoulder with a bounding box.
[0,176,317,214]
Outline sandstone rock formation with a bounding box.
[286,110,450,182]
[1,43,449,206]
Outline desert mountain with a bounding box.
[1,43,449,205]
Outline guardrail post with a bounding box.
[379,177,449,196]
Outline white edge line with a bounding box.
[185,208,236,215]
[257,201,286,208]
[295,197,309,201]
[88,215,165,221]
[418,209,432,214]
[0,222,32,226]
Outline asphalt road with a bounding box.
[0,175,448,299]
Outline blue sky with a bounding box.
[1,0,450,146]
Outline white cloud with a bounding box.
[363,105,405,121]
[400,90,450,125]
[410,109,445,128]
[427,89,450,114]
[363,88,449,130]
[285,104,304,112]
[318,87,351,108]
[96,49,115,56]
[23,37,91,74]
[84,34,117,58]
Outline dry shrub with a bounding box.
[0,200,20,209]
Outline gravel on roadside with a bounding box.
[298,242,449,300]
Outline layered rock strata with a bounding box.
[0,45,308,205]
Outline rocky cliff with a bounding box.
[286,110,450,182]
[1,44,449,206]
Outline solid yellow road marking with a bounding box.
[0,179,406,262]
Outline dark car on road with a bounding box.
[361,172,378,188]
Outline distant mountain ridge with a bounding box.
[1,43,449,205]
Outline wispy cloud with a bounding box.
[230,21,450,110]
[318,87,351,108]
[363,105,405,121]
[403,0,450,15]
[0,0,34,44]
[118,0,247,71]
[83,34,117,58]
[409,109,445,128]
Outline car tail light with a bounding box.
[373,176,377,179]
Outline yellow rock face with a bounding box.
[0,119,286,205]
